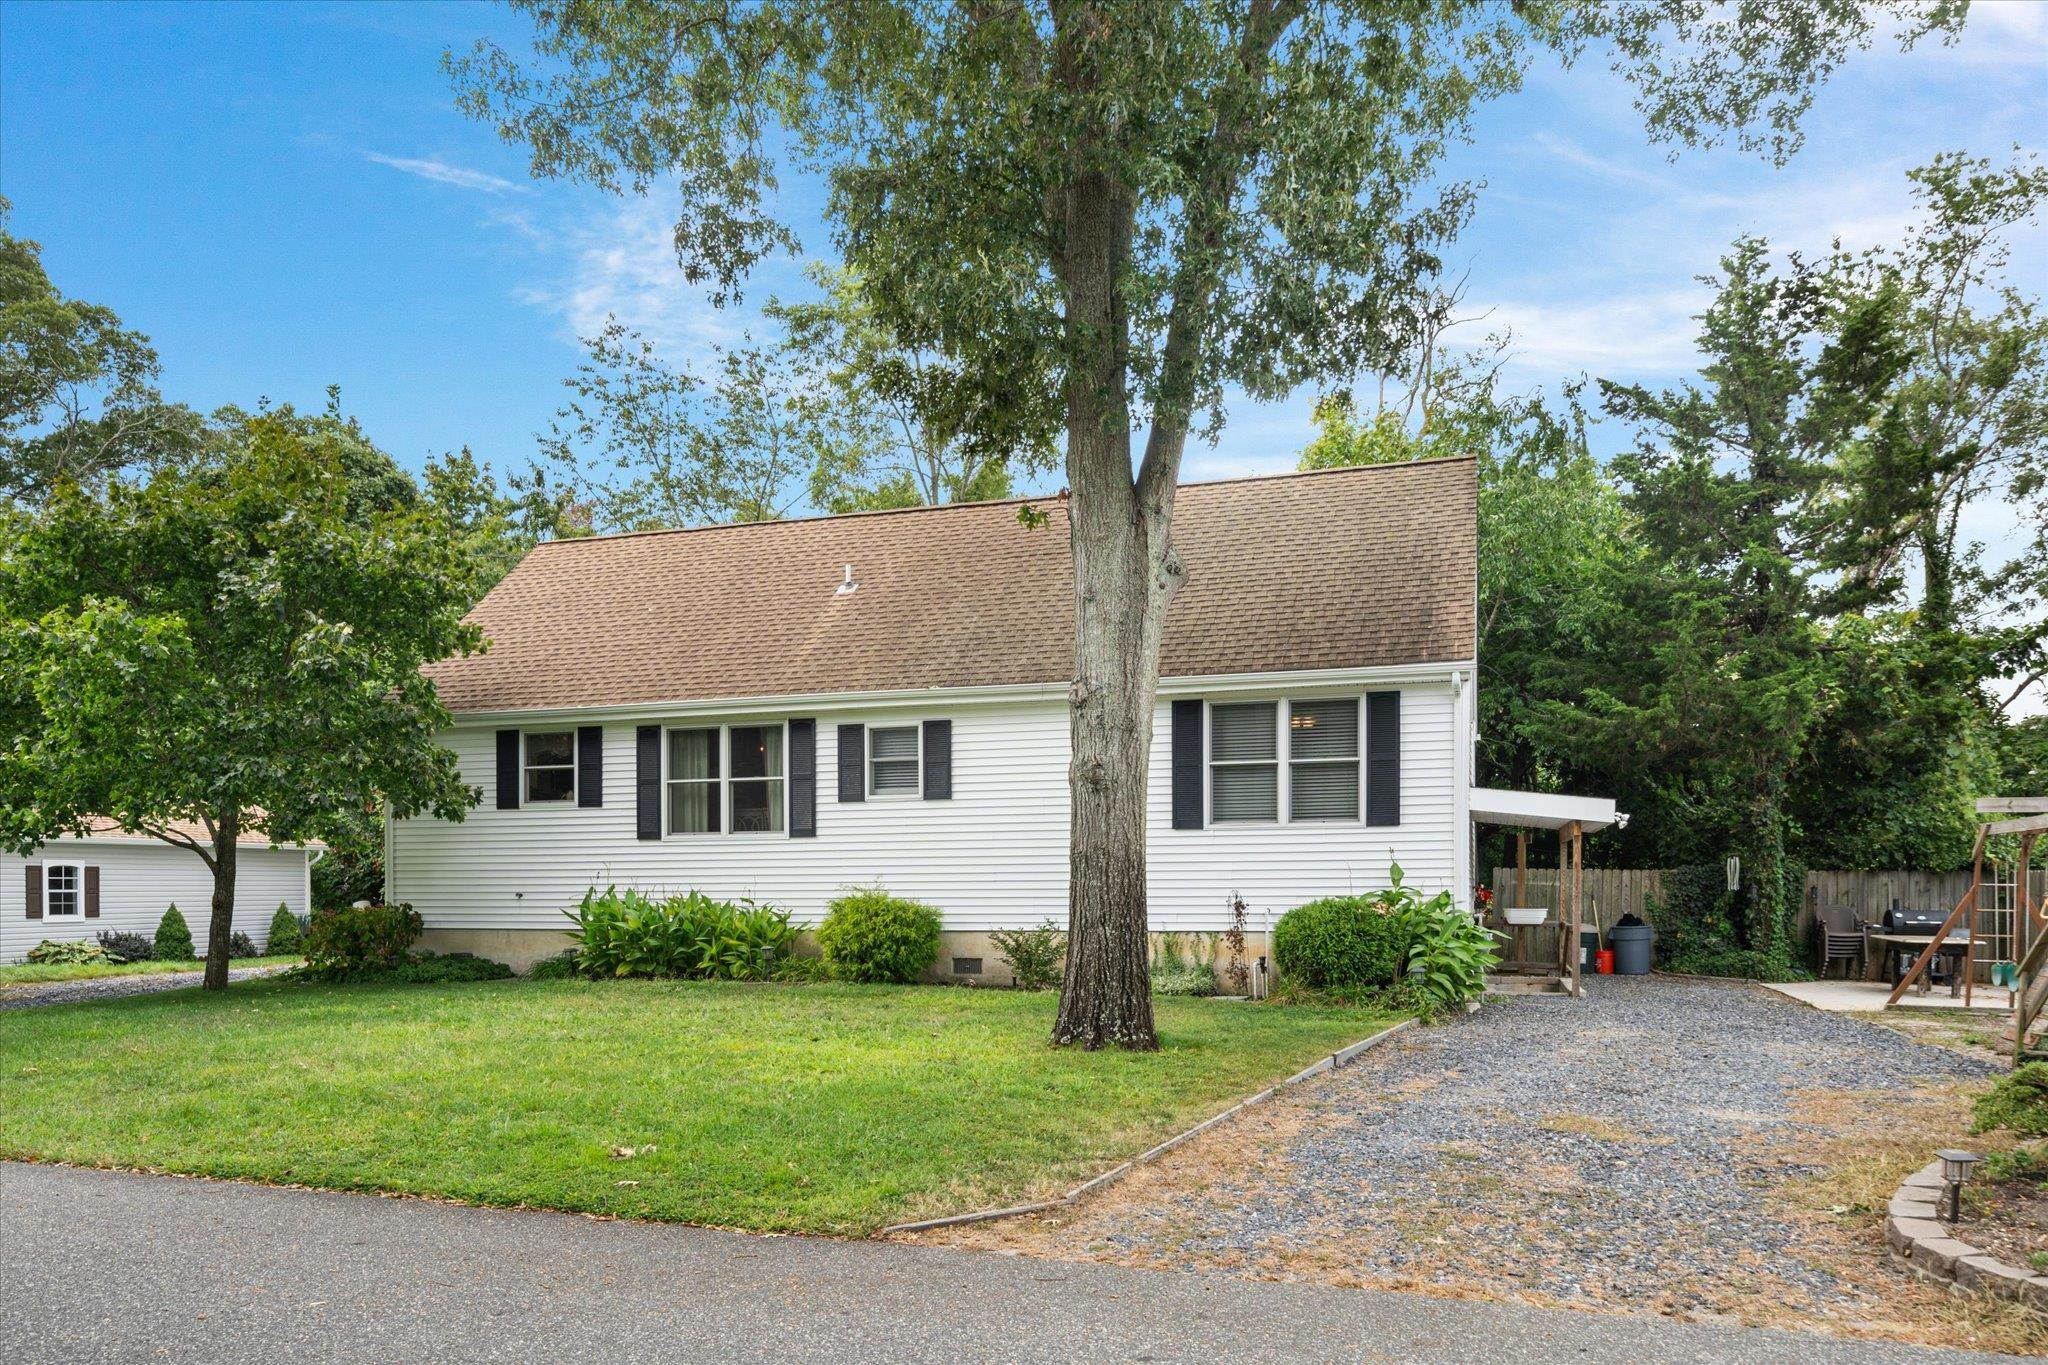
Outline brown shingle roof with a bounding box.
[426,458,1477,714]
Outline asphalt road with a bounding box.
[0,1162,2022,1364]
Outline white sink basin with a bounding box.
[1502,907,1549,926]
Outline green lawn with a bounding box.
[0,955,300,988]
[0,978,1401,1234]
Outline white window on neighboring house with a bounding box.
[1288,698,1361,821]
[1209,702,1279,822]
[868,725,921,796]
[44,862,83,918]
[523,730,577,804]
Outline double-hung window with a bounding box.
[1210,702,1279,823]
[666,723,785,834]
[869,725,921,795]
[1288,699,1360,821]
[523,730,576,804]
[43,863,83,918]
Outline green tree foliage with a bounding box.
[452,0,1961,1044]
[0,414,484,989]
[0,199,205,501]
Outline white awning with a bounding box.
[1469,787,1626,833]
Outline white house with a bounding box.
[390,458,1481,976]
[2,821,317,963]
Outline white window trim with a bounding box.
[522,729,578,806]
[1204,696,1368,827]
[1286,698,1363,824]
[1207,700,1281,826]
[867,723,924,799]
[43,861,85,918]
[662,721,788,838]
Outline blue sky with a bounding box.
[3,0,2044,496]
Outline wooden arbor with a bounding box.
[1470,788,1624,998]
[1886,797,2046,1064]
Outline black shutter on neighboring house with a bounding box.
[837,724,866,803]
[24,864,41,920]
[1171,700,1204,830]
[577,726,603,808]
[84,866,100,919]
[922,720,952,800]
[1366,691,1401,827]
[789,719,817,837]
[496,729,520,810]
[635,725,661,840]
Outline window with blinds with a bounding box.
[1288,699,1360,820]
[869,725,921,794]
[1210,701,1278,822]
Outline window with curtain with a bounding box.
[666,727,721,834]
[1288,699,1360,820]
[869,725,920,794]
[1210,702,1278,822]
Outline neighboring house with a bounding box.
[392,459,1480,977]
[1,820,317,963]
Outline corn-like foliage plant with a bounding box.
[565,886,797,981]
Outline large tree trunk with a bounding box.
[202,809,239,991]
[1049,170,1169,1051]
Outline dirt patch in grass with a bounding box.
[1953,1175,2048,1274]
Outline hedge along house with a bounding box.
[390,458,1480,979]
[1,820,318,963]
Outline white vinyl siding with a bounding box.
[0,839,312,963]
[389,673,1469,935]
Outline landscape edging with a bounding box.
[878,1014,1420,1236]
[1885,1159,2048,1313]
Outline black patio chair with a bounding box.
[1816,904,1866,980]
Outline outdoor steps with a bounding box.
[1485,975,1571,996]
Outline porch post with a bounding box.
[1515,831,1528,909]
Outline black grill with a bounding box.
[1884,907,1965,937]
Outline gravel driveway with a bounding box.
[931,976,2008,1343]
[0,965,291,1011]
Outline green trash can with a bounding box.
[1608,923,1655,975]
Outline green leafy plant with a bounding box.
[817,886,942,984]
[24,939,112,966]
[1974,1063,2048,1139]
[1151,963,1217,997]
[375,951,514,985]
[153,905,194,961]
[1401,899,1501,1011]
[95,930,155,962]
[266,903,303,955]
[225,931,259,960]
[771,952,831,983]
[991,920,1065,990]
[1273,865,1497,1010]
[299,904,424,979]
[563,887,798,980]
[527,949,582,981]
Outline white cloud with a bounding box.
[365,151,526,195]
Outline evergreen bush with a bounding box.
[267,903,303,955]
[153,904,194,961]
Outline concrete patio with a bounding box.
[1760,977,2014,1014]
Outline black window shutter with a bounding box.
[24,864,41,920]
[922,719,952,800]
[789,719,817,837]
[577,726,603,808]
[635,725,661,840]
[496,729,520,810]
[1170,700,1204,830]
[837,724,866,803]
[1366,691,1401,827]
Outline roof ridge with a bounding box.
[532,455,1476,551]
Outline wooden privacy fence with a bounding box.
[1487,865,2048,965]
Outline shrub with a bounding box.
[300,904,423,979]
[226,931,259,959]
[1974,1063,2048,1139]
[565,887,798,980]
[95,930,156,962]
[1650,861,1806,981]
[1402,899,1501,1011]
[378,951,514,984]
[153,905,194,961]
[1151,963,1217,996]
[24,939,111,966]
[817,886,942,984]
[771,952,831,983]
[267,903,303,955]
[991,919,1065,990]
[1273,897,1412,991]
[527,949,583,981]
